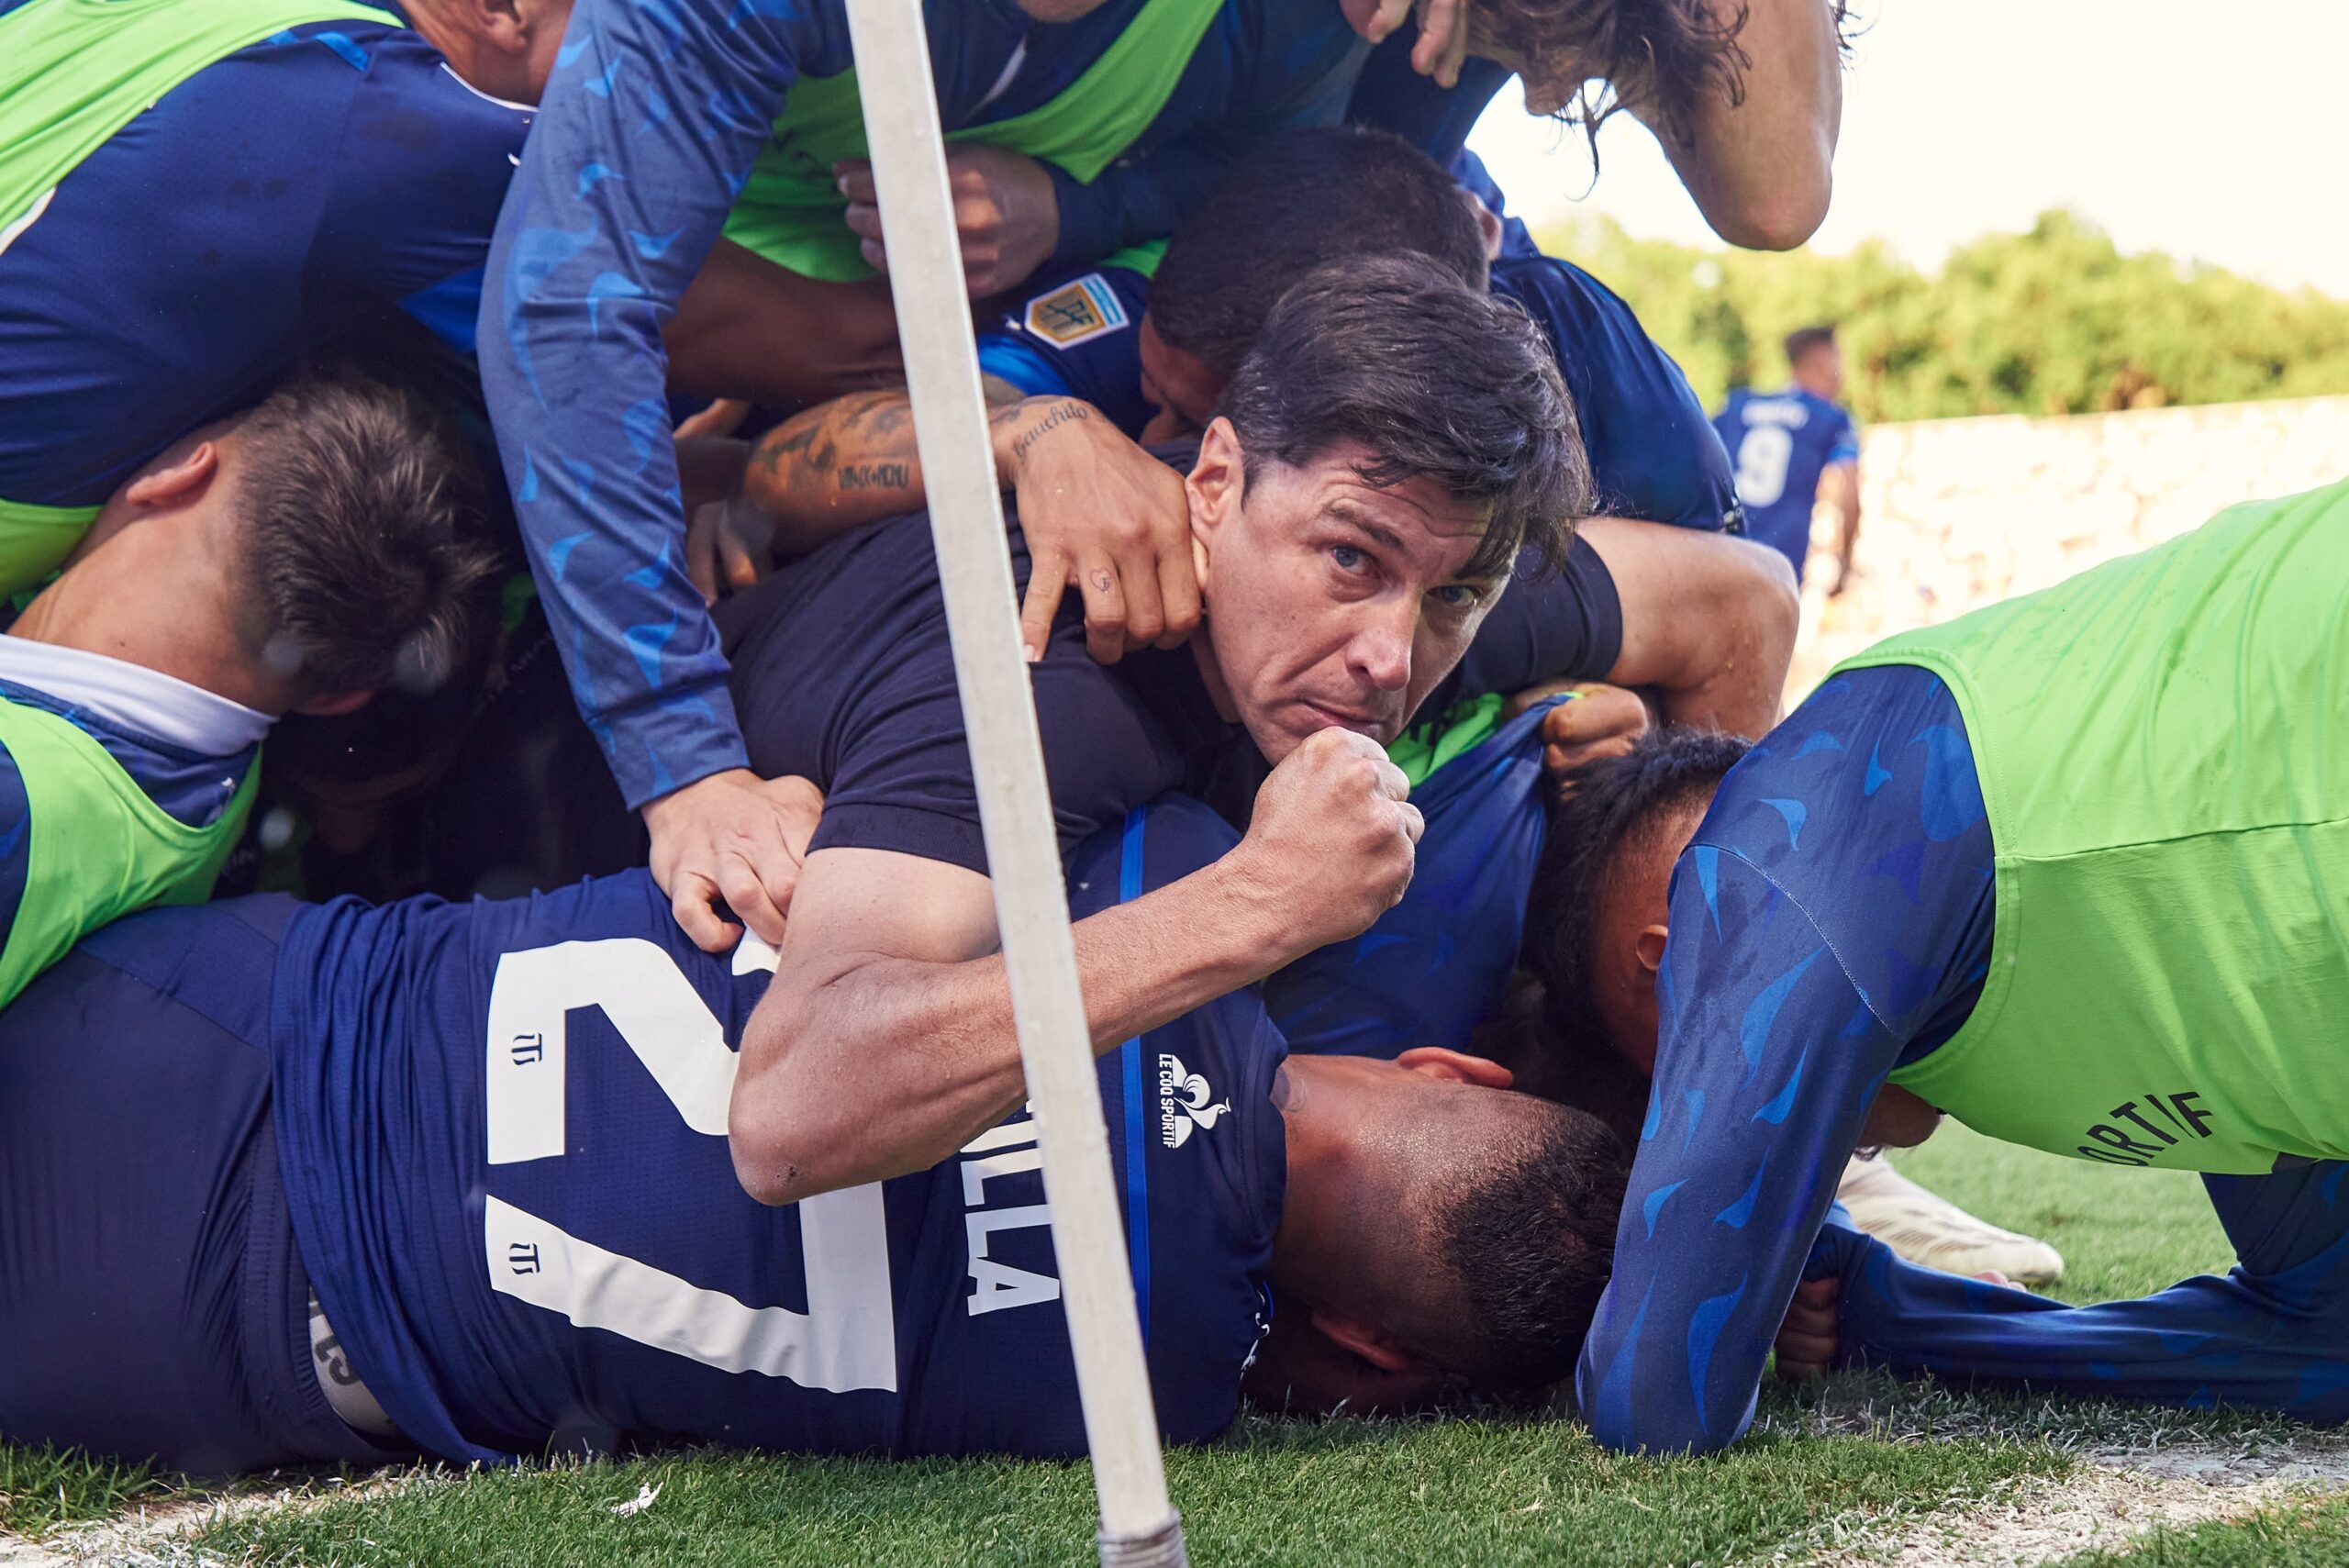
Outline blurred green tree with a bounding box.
[1540,209,2349,421]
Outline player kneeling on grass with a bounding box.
[0,791,1624,1474]
[0,373,495,1009]
[1504,478,2349,1456]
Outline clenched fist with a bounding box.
[1226,728,1424,959]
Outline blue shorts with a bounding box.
[0,898,404,1473]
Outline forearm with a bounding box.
[1584,518,1799,739]
[1640,0,1842,250]
[666,241,901,409]
[733,858,1293,1206]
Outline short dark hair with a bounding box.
[1215,253,1591,579]
[1522,728,1752,1052]
[231,375,501,698]
[1435,1096,1629,1391]
[1152,127,1489,381]
[1480,0,1850,142]
[1784,324,1839,368]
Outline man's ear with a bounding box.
[1308,1307,1426,1375]
[121,440,220,512]
[1473,198,1505,263]
[1395,1047,1514,1091]
[1634,922,1669,977]
[292,689,374,718]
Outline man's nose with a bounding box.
[1347,602,1415,691]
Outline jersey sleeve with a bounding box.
[1827,409,1861,466]
[979,263,1154,434]
[475,0,852,808]
[1576,665,1998,1454]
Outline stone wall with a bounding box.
[1783,395,2349,699]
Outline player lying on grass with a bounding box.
[1505,478,2349,1455]
[0,373,495,1009]
[729,129,1777,750]
[0,780,1626,1474]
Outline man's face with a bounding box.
[1186,424,1508,763]
[1136,315,1224,443]
[1798,343,1845,401]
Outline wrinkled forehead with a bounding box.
[1253,444,1503,584]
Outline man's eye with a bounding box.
[1330,545,1368,573]
[1431,584,1484,610]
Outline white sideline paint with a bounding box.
[841,0,1183,1559]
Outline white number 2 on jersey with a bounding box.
[1732,425,1795,508]
[481,938,897,1394]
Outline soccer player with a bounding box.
[1348,0,1847,252]
[1510,478,2349,1454]
[0,784,1626,1473]
[1713,325,1864,591]
[0,0,557,590]
[0,375,496,1010]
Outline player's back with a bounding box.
[1712,387,1855,578]
[269,810,1283,1465]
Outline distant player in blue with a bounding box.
[1713,325,1863,589]
[0,0,554,584]
[0,795,1626,1473]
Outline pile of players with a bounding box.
[5,0,2348,1485]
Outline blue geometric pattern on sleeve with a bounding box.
[1578,662,1998,1454]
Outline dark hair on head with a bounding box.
[1435,1097,1629,1391]
[1523,727,1752,1051]
[231,375,502,699]
[1479,0,1852,143]
[1152,127,1489,382]
[1214,252,1592,580]
[1784,324,1840,367]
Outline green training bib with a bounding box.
[723,0,1223,281]
[1841,479,2349,1174]
[0,0,398,591]
[0,694,258,1008]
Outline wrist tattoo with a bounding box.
[838,462,911,493]
[1009,400,1091,464]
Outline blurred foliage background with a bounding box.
[1539,208,2349,422]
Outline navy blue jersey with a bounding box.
[1580,664,1995,1454]
[1266,696,1553,1058]
[976,257,1159,435]
[271,799,1283,1465]
[0,8,530,509]
[1711,387,1859,580]
[1348,23,1508,169]
[479,0,1366,809]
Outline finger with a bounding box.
[1794,1279,1840,1307]
[833,161,878,205]
[1775,1329,1838,1365]
[685,504,722,606]
[1362,0,1410,41]
[716,853,790,948]
[1545,735,1640,774]
[1076,558,1128,666]
[1435,1,1471,87]
[1397,800,1426,847]
[1775,1355,1830,1384]
[670,871,738,953]
[860,237,887,273]
[842,202,884,243]
[1019,548,1073,662]
[1152,536,1203,649]
[1112,543,1167,651]
[1411,0,1463,74]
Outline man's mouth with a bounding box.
[1297,699,1396,740]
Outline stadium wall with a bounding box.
[1785,394,2349,697]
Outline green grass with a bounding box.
[2055,1493,2349,1566]
[0,1442,161,1537]
[1889,1120,2236,1305]
[191,1417,2069,1568]
[2,1125,2310,1565]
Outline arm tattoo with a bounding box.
[1008,400,1092,464]
[838,462,913,493]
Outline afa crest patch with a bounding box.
[1024,272,1130,350]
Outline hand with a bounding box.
[685,494,779,606]
[1341,0,1472,87]
[675,397,751,439]
[1829,561,1854,599]
[994,397,1199,664]
[1505,681,1653,788]
[1774,1276,1839,1381]
[838,145,1061,299]
[1225,728,1423,957]
[643,770,825,952]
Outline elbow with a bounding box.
[728,1008,849,1207]
[1701,165,1832,252]
[1750,542,1803,672]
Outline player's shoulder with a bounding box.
[1001,257,1152,357]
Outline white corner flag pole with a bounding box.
[844,3,1187,1564]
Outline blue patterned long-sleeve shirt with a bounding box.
[1577,662,1997,1453]
[477,0,1365,807]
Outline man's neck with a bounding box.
[12,536,282,716]
[1186,625,1241,726]
[1264,1060,1365,1304]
